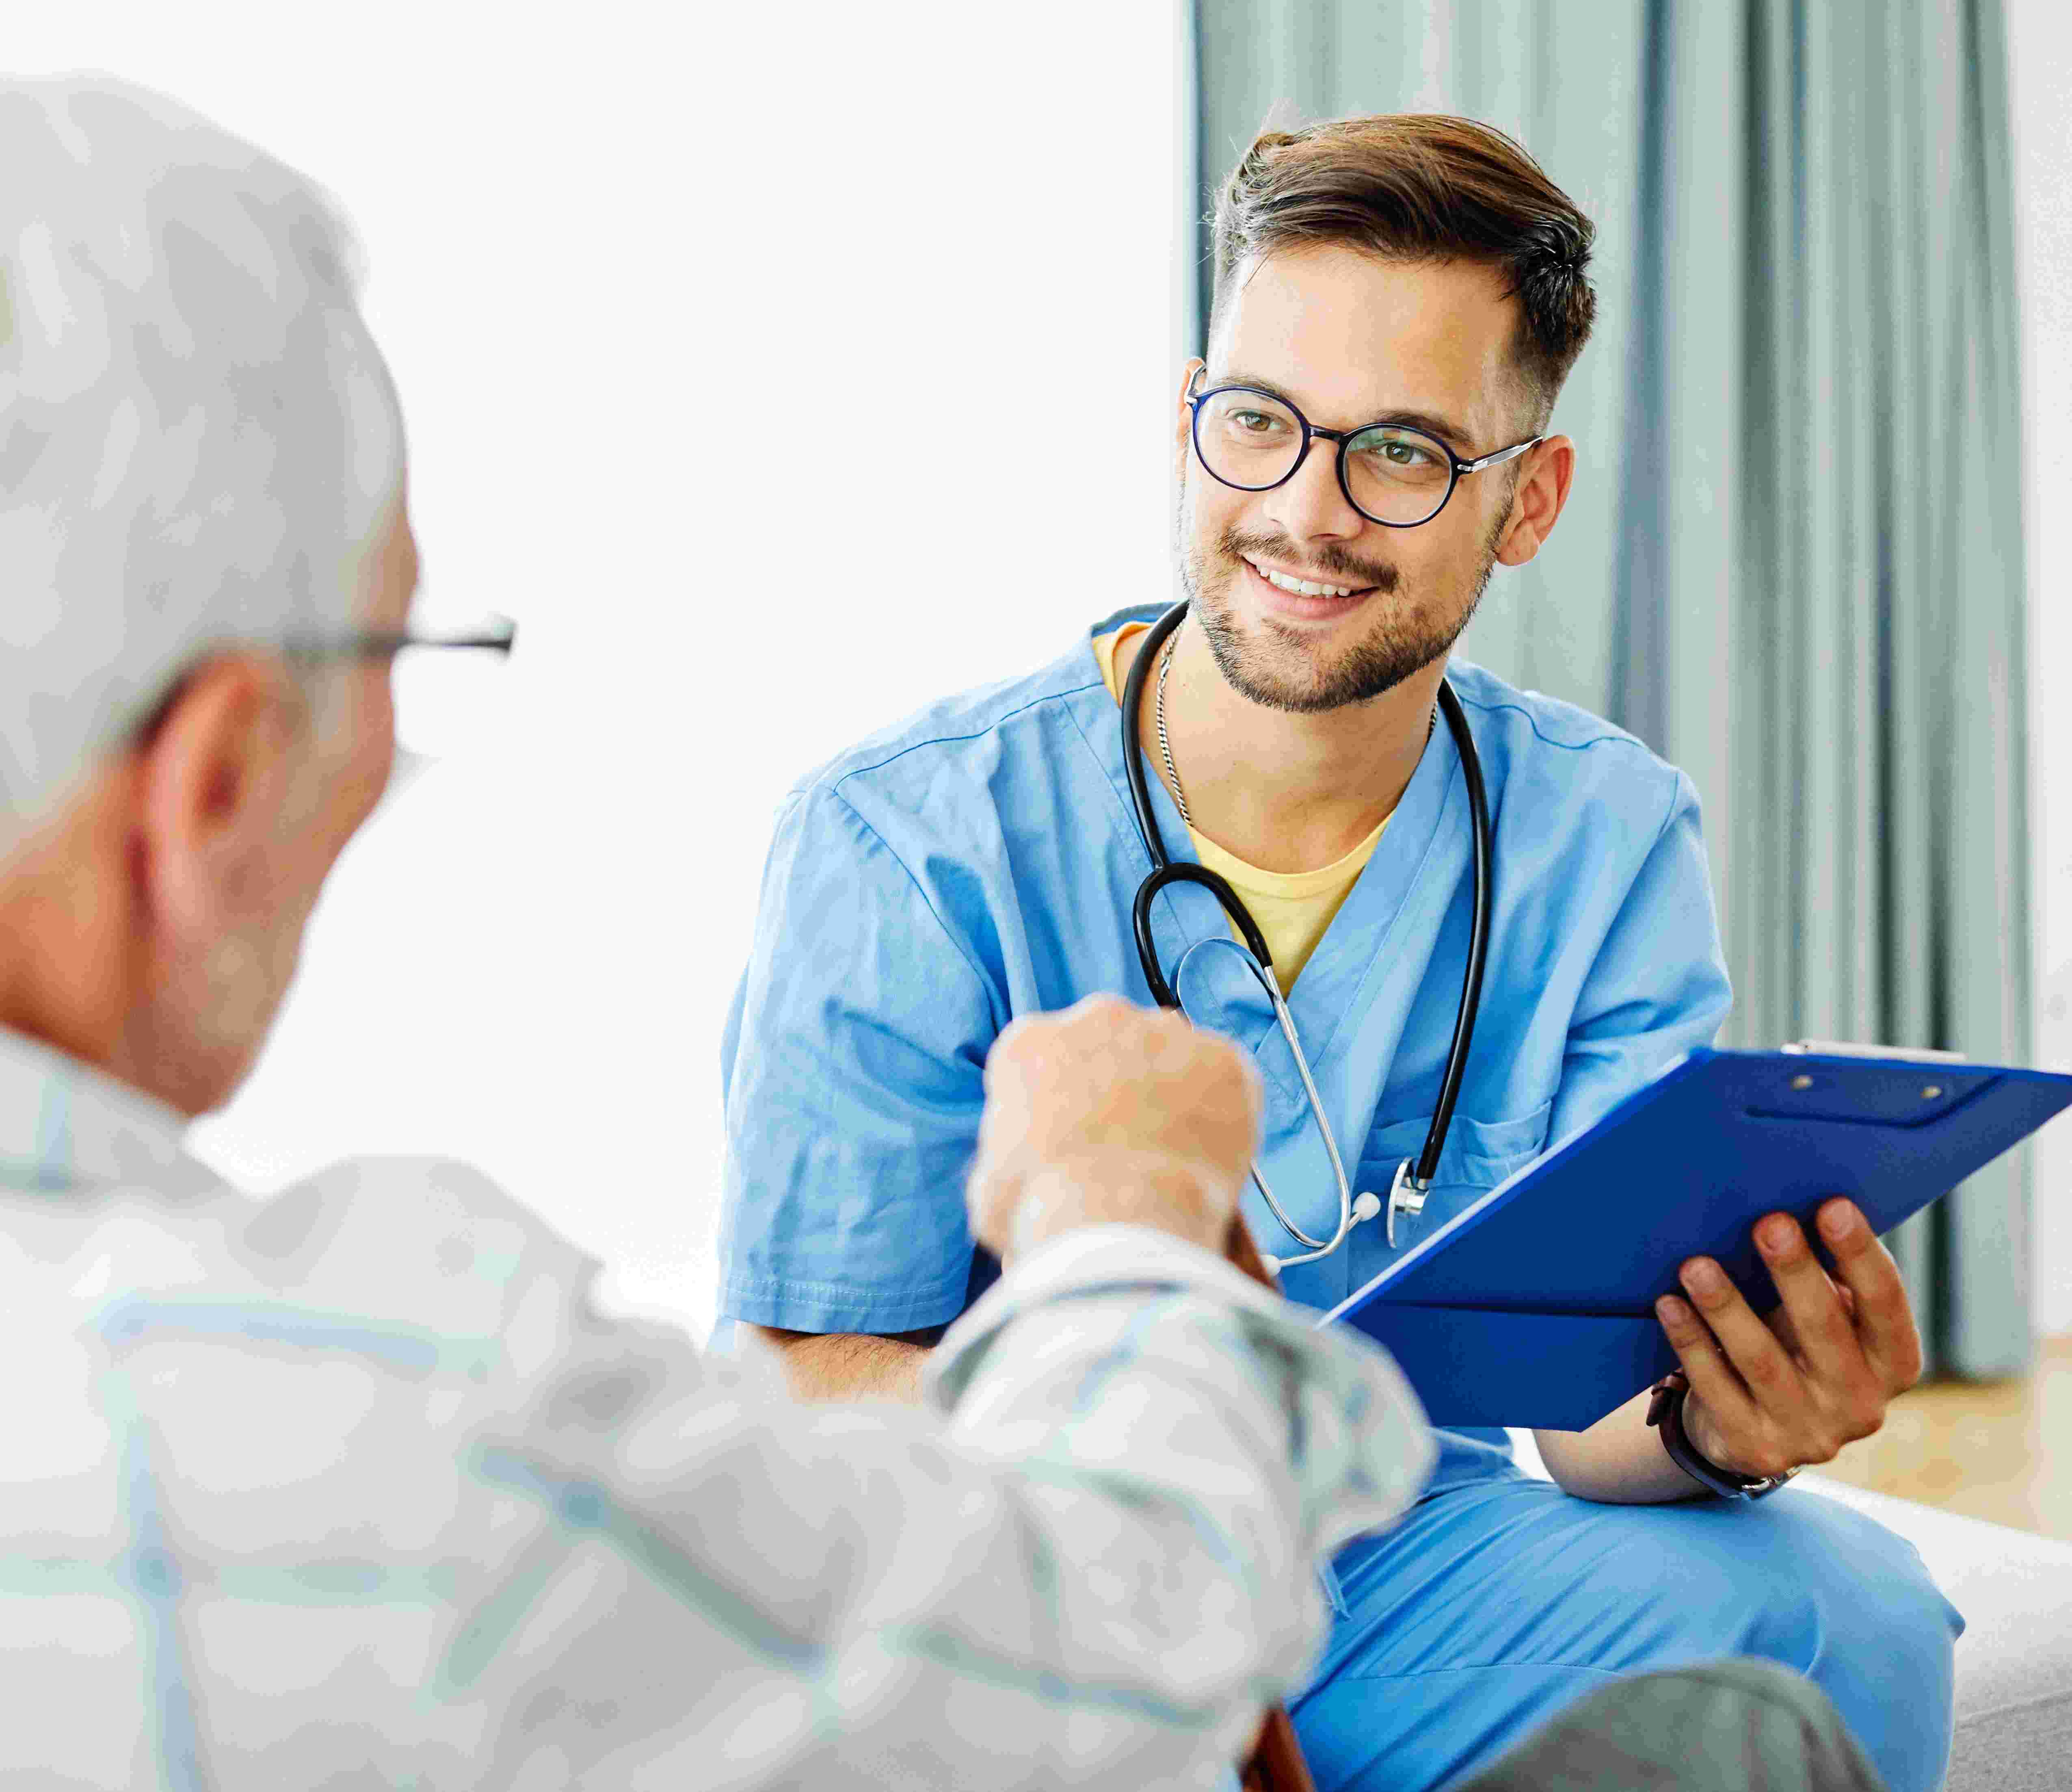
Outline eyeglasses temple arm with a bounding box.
[1458,436,1542,476]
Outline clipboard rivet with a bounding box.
[1923,1084,1943,1099]
[1790,1074,1813,1091]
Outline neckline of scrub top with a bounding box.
[1064,602,1473,1090]
[1092,621,1394,997]
[1093,622,1393,898]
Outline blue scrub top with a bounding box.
[717,604,1732,1486]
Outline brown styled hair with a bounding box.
[1207,114,1598,426]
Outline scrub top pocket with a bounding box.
[1295,1097,1557,1338]
[1356,1097,1555,1235]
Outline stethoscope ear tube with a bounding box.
[1117,599,1193,876]
[1416,679,1493,1190]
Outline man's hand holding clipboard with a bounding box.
[1655,1193,1923,1486]
[1325,1045,2072,1435]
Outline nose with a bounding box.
[1264,432,1365,543]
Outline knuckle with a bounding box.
[1742,1350,1789,1392]
[1814,1312,1859,1352]
[1743,1444,1791,1480]
[1072,993,1135,1032]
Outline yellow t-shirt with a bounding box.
[1094,624,1388,992]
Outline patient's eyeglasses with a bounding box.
[283,615,517,761]
[1186,368,1541,529]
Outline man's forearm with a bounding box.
[749,1159,1226,1406]
[1534,1387,1710,1503]
[748,1326,931,1402]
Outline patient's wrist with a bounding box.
[1006,1154,1230,1260]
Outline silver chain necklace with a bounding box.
[1154,634,1194,828]
[1153,632,1434,833]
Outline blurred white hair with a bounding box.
[0,75,404,846]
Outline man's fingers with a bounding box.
[1752,1213,1862,1381]
[1655,1294,1757,1437]
[1815,1199,1925,1392]
[1674,1256,1805,1409]
[973,998,1261,1259]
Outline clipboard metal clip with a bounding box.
[1386,1158,1429,1250]
[1781,1039,1970,1063]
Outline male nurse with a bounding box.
[718,114,1960,1792]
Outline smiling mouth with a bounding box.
[1241,556,1380,601]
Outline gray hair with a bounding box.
[0,76,404,844]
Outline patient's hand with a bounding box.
[967,996,1261,1264]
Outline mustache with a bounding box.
[1218,528,1399,592]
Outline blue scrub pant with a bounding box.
[1291,1467,1961,1792]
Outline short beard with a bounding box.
[1179,510,1509,716]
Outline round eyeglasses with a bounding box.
[1186,371,1541,529]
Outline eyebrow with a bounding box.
[1207,370,1477,453]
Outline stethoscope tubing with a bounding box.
[1118,597,1493,1265]
[1419,677,1493,1187]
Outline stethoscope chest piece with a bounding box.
[1385,1159,1429,1251]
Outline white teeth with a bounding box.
[1250,561,1358,599]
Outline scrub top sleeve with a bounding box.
[1547,768,1734,1145]
[718,783,1000,1338]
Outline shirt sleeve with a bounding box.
[718,781,1000,1335]
[1546,768,1735,1147]
[447,1225,1434,1790]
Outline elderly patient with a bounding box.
[0,77,1889,1790]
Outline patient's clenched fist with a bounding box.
[966,996,1262,1262]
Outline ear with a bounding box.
[1492,435,1577,567]
[130,655,302,944]
[1174,358,1205,467]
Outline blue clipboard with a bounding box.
[1319,1046,2072,1431]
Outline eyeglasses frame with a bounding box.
[1185,369,1542,529]
[279,615,519,663]
[128,616,518,751]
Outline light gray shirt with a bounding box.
[0,1027,1433,1788]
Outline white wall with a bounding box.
[2011,0,2072,1331]
[12,4,1180,1335]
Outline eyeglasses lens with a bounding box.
[1195,390,1305,491]
[1195,388,1454,526]
[1343,425,1454,526]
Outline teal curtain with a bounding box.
[1190,0,2032,1375]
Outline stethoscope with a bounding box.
[1120,598,1494,1271]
